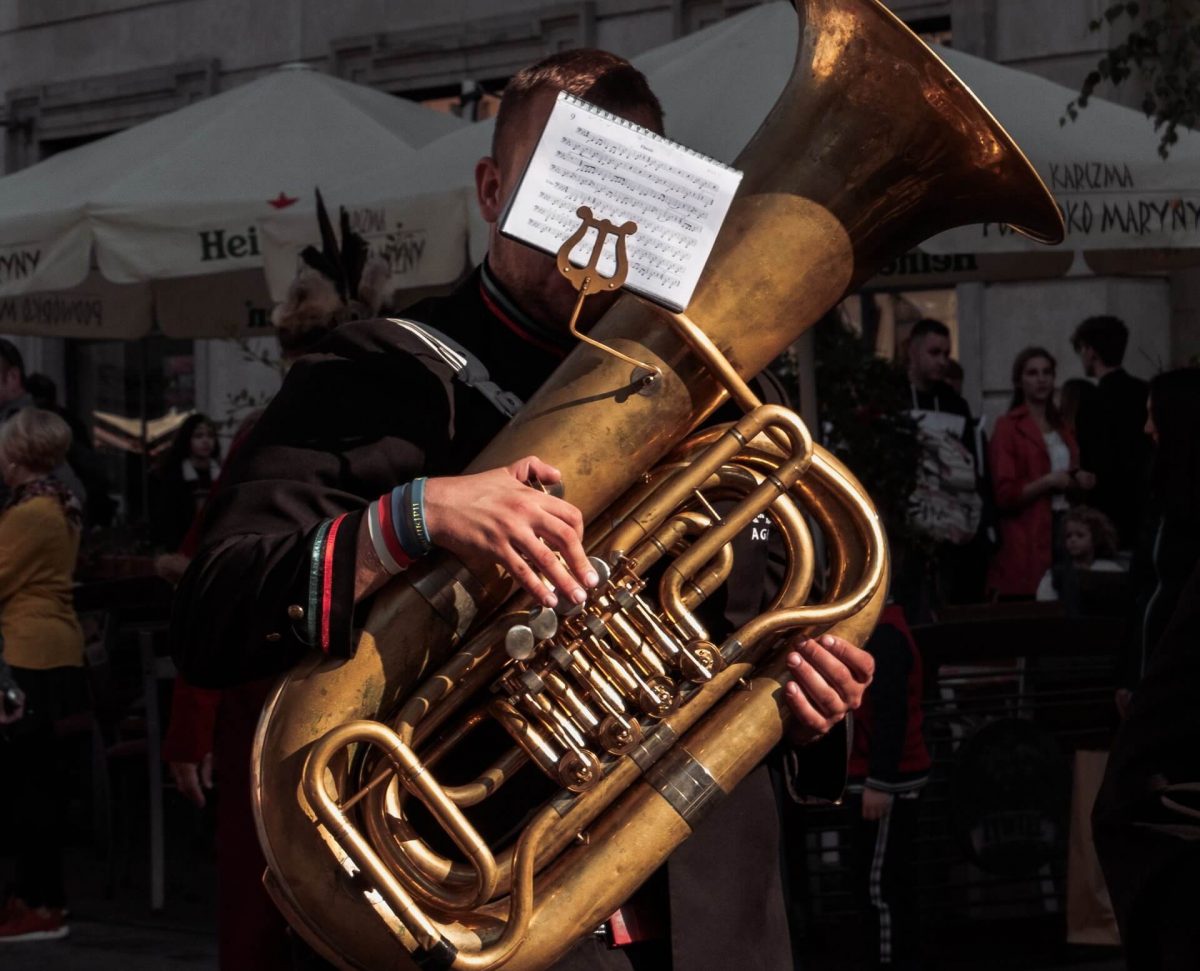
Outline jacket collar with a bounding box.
[1008,403,1074,452]
[1007,403,1045,443]
[479,261,574,358]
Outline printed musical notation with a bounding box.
[499,91,743,312]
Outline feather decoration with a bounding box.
[299,188,370,303]
[339,205,369,303]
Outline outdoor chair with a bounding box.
[75,578,176,913]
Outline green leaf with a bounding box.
[1072,0,1198,159]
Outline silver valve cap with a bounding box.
[587,556,611,587]
[504,625,536,661]
[528,605,559,641]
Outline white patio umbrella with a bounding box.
[630,2,1200,269]
[259,117,496,302]
[0,64,466,336]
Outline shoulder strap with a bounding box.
[386,318,524,419]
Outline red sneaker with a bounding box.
[0,896,25,924]
[0,905,68,942]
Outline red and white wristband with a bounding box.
[366,478,433,575]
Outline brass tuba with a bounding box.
[252,2,1063,968]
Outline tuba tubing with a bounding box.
[252,1,1064,968]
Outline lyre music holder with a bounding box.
[555,206,661,387]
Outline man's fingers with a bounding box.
[540,493,585,540]
[535,511,595,587]
[517,530,587,606]
[814,634,875,681]
[792,639,857,708]
[783,681,835,736]
[512,456,562,486]
[789,657,851,719]
[501,545,561,609]
[797,635,874,698]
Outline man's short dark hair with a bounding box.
[1071,315,1128,367]
[25,372,57,408]
[0,338,26,384]
[492,49,665,161]
[910,318,950,342]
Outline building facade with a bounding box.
[0,0,1194,466]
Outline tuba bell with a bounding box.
[251,2,1064,968]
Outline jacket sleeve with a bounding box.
[169,336,454,689]
[1074,395,1102,476]
[161,676,221,763]
[782,720,850,805]
[864,623,912,787]
[988,416,1027,511]
[170,497,370,687]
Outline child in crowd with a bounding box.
[847,603,931,970]
[1036,506,1123,602]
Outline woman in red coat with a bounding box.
[987,347,1096,597]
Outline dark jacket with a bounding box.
[150,459,218,551]
[1075,368,1150,548]
[1093,559,1200,969]
[848,604,930,792]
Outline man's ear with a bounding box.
[475,155,504,225]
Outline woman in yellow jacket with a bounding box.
[0,407,83,944]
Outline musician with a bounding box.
[171,49,873,971]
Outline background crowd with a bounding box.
[896,312,1197,652]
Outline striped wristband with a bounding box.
[367,479,434,575]
[409,477,432,553]
[368,494,412,575]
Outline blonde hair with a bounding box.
[0,407,72,475]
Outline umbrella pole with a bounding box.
[140,336,150,522]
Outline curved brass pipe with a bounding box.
[725,449,886,659]
[614,460,816,616]
[658,409,813,639]
[302,722,493,943]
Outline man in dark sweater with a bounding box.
[171,49,873,971]
[1071,315,1150,549]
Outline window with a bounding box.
[907,15,952,47]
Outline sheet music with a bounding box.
[500,92,743,313]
